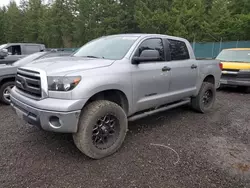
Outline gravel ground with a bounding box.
[0,88,250,188]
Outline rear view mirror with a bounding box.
[0,49,8,59]
[132,50,160,64]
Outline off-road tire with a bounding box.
[0,81,15,105]
[191,82,216,113]
[73,100,128,159]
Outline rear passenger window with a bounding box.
[137,38,164,60]
[168,39,190,61]
[24,45,41,54]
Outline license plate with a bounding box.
[220,80,228,84]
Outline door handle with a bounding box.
[162,66,171,72]
[191,64,197,69]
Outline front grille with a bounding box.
[221,69,239,80]
[16,68,42,98]
[222,69,240,72]
[221,74,237,79]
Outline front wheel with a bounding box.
[73,100,128,159]
[191,82,216,113]
[0,81,15,105]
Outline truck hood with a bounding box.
[222,61,250,70]
[23,56,115,75]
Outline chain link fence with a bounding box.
[192,41,250,59]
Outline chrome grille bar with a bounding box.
[16,68,42,98]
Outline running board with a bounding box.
[128,99,190,122]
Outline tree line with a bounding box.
[0,0,249,48]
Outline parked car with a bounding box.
[0,43,46,64]
[216,48,250,92]
[10,34,222,159]
[0,51,72,104]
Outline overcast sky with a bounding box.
[0,0,20,7]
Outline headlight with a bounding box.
[47,76,81,91]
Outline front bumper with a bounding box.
[10,88,87,133]
[220,79,250,87]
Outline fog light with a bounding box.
[49,116,61,128]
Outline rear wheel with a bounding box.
[191,82,216,113]
[0,81,15,105]
[73,100,128,159]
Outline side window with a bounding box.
[24,45,41,54]
[168,39,190,61]
[7,45,21,55]
[137,38,164,60]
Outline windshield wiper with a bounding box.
[84,55,104,59]
[217,59,248,63]
[224,60,248,63]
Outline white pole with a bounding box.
[236,40,239,48]
[193,36,196,51]
[212,42,215,58]
[219,38,222,52]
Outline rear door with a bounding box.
[23,45,42,55]
[131,38,171,112]
[165,39,198,100]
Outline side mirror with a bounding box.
[0,49,8,59]
[132,50,161,64]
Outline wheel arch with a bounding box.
[195,74,216,96]
[83,89,129,115]
[0,75,16,86]
[203,75,215,84]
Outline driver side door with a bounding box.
[1,45,25,64]
[131,38,171,113]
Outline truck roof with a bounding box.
[104,33,188,42]
[6,43,45,46]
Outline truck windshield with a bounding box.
[0,44,7,50]
[216,50,250,63]
[73,36,139,60]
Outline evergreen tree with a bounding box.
[0,0,249,47]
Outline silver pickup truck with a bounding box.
[10,34,222,159]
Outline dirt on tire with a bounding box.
[73,100,128,159]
